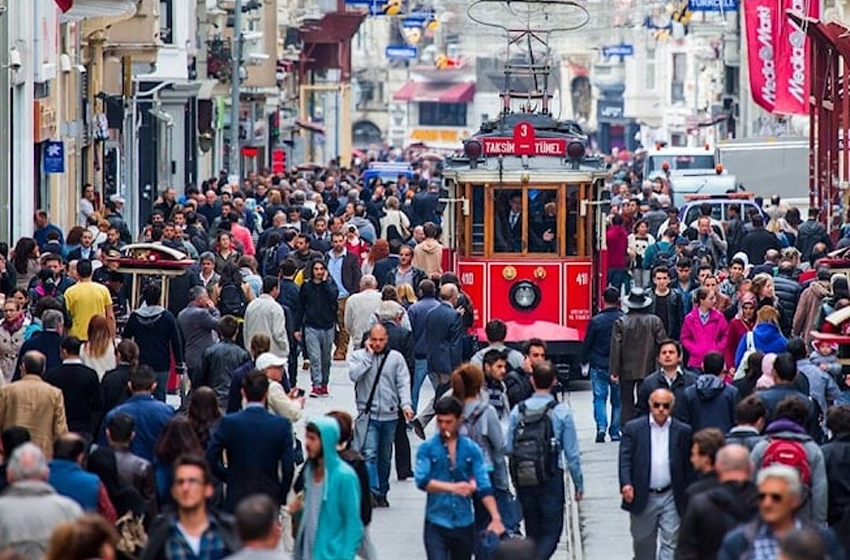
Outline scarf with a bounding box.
[2,314,25,334]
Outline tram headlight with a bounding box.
[509,281,541,311]
[566,141,586,160]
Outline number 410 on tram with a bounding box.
[440,121,608,384]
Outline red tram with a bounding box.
[441,116,608,379]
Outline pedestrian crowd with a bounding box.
[0,164,584,560]
[587,173,850,560]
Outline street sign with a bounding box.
[480,122,567,156]
[345,0,402,15]
[386,45,418,60]
[43,141,65,174]
[601,43,634,58]
[688,0,737,11]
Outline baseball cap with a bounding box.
[255,352,287,371]
[109,194,126,205]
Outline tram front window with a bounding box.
[493,189,558,254]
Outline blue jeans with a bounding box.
[153,370,169,402]
[412,358,428,414]
[516,469,566,560]
[362,418,397,497]
[590,367,621,436]
[423,521,474,560]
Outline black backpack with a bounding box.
[509,400,559,488]
[218,282,247,318]
[262,243,281,277]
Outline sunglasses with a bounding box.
[758,492,784,504]
[651,402,672,410]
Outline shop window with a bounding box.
[418,102,467,127]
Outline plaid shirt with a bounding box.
[165,517,229,560]
[751,521,801,560]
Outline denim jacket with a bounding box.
[506,393,584,493]
[414,434,493,529]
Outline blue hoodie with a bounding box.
[294,418,363,560]
[734,322,787,367]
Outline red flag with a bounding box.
[54,0,73,12]
[744,0,777,113]
[773,0,819,114]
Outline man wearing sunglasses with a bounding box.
[619,388,692,560]
[717,465,844,560]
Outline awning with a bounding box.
[393,81,476,103]
[59,0,136,22]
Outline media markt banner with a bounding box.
[744,0,777,112]
[773,0,819,114]
[745,0,819,115]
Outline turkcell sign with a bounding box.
[688,0,737,12]
[481,137,567,156]
[386,45,418,59]
[602,44,634,57]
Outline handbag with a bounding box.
[352,353,388,453]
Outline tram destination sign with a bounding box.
[480,122,567,156]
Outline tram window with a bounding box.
[528,190,558,253]
[566,186,578,256]
[494,190,522,253]
[471,185,484,255]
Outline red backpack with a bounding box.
[761,438,812,486]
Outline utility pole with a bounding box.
[228,0,242,184]
[0,0,9,240]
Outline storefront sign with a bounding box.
[688,0,737,12]
[408,128,464,144]
[43,141,65,174]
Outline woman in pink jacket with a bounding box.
[681,286,728,370]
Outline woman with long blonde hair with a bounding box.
[81,315,116,380]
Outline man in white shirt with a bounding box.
[243,277,289,360]
[619,388,693,560]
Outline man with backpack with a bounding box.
[749,395,828,524]
[505,361,583,560]
[643,228,679,276]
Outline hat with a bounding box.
[675,237,690,246]
[623,287,652,310]
[109,194,126,205]
[255,352,286,371]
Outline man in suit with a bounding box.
[0,351,68,459]
[496,192,524,252]
[619,387,692,560]
[424,282,464,399]
[206,370,295,513]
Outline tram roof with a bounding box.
[443,156,603,184]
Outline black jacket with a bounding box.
[741,228,781,265]
[822,433,850,526]
[326,250,361,295]
[295,279,339,330]
[44,362,102,435]
[619,416,693,516]
[679,375,740,433]
[635,369,698,419]
[206,406,294,512]
[773,274,801,336]
[675,480,758,560]
[796,219,832,261]
[198,341,251,409]
[15,329,62,380]
[580,307,623,369]
[385,265,428,292]
[101,364,133,416]
[372,255,400,289]
[142,510,240,560]
[504,369,534,409]
[682,471,718,513]
[649,290,684,341]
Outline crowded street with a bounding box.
[3,0,850,559]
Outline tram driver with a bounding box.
[495,191,556,253]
